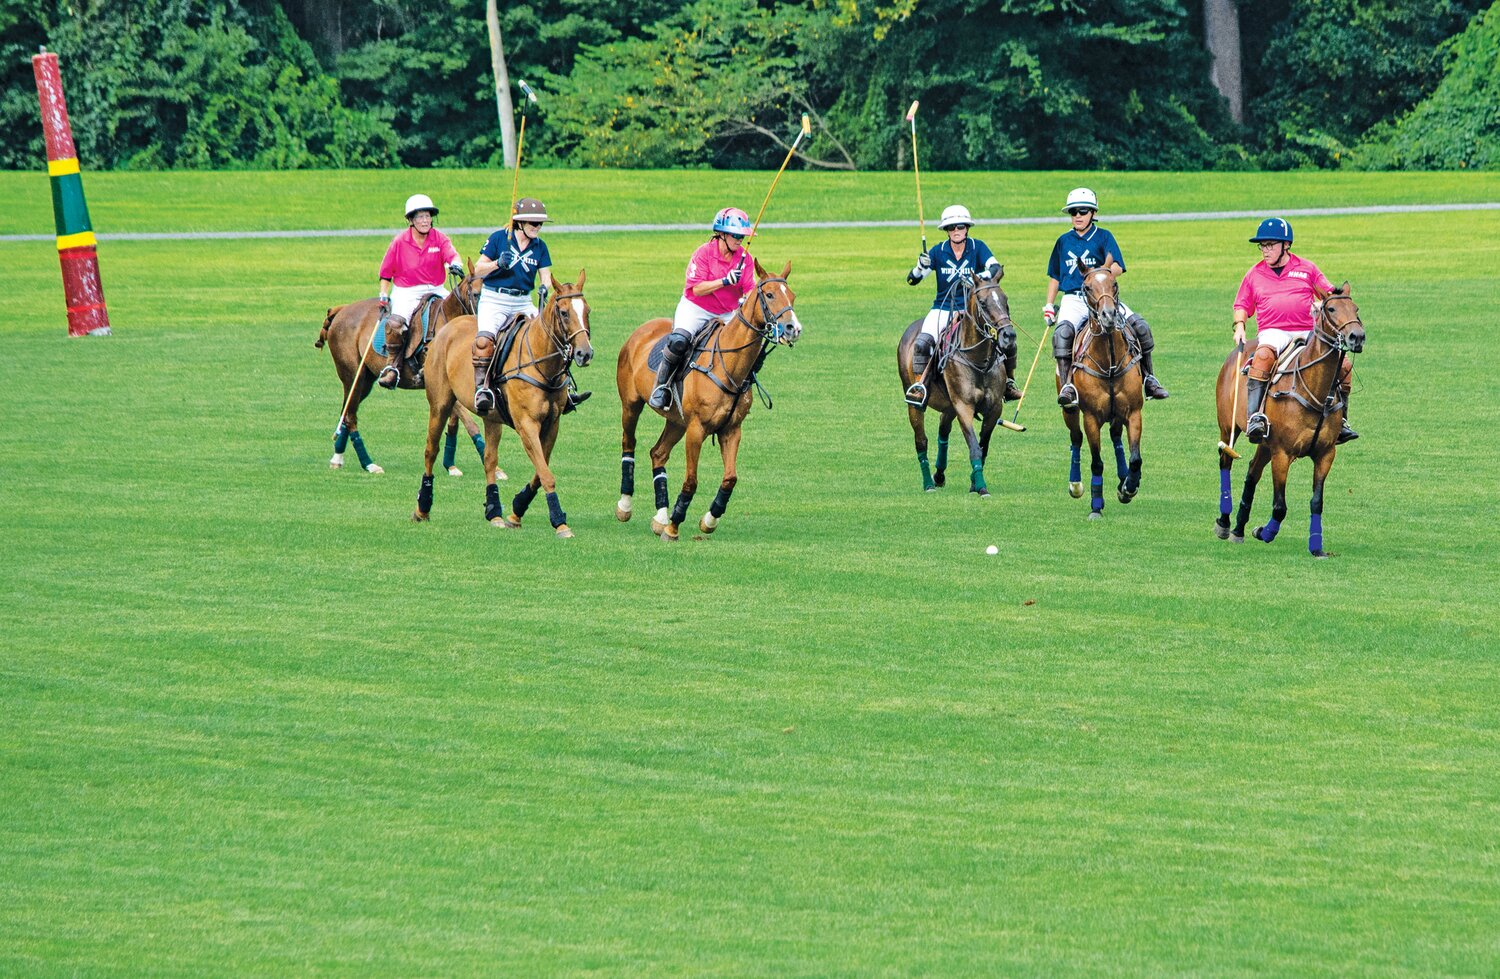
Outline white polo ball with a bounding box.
[985,545,999,555]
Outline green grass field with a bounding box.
[3,170,1499,976]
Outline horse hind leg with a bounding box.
[1254,450,1292,543]
[663,424,704,542]
[1110,421,1128,496]
[909,405,935,492]
[1216,451,1235,539]
[1308,448,1335,558]
[412,397,453,522]
[1231,445,1271,542]
[1067,417,1084,498]
[1082,412,1105,519]
[649,422,686,536]
[934,411,955,489]
[618,398,644,521]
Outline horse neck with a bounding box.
[718,297,767,377]
[960,299,992,353]
[1295,319,1342,397]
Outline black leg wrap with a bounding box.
[670,491,694,526]
[709,485,733,519]
[484,483,502,521]
[620,455,636,496]
[653,467,669,510]
[417,474,434,513]
[546,491,567,528]
[512,481,539,517]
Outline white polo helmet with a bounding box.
[938,204,974,229]
[404,194,438,219]
[1063,187,1098,212]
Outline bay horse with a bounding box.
[1215,282,1364,557]
[615,260,801,541]
[412,272,593,537]
[316,266,486,474]
[896,270,1017,496]
[1057,263,1144,518]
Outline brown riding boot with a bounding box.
[1056,356,1078,407]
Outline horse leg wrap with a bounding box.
[1219,468,1232,518]
[709,485,734,519]
[1309,513,1323,554]
[512,481,539,518]
[484,483,503,522]
[1091,475,1104,512]
[332,422,351,454]
[653,467,669,510]
[442,430,458,470]
[417,474,434,514]
[1256,518,1281,542]
[1069,444,1082,484]
[470,431,486,459]
[970,458,987,492]
[621,455,636,496]
[546,491,567,529]
[670,491,694,527]
[918,452,934,490]
[350,432,374,469]
[935,437,949,474]
[1113,439,1128,480]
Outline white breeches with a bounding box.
[477,290,538,338]
[1056,293,1135,329]
[1253,327,1309,354]
[671,296,728,338]
[390,283,448,321]
[920,308,959,342]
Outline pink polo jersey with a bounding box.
[378,228,460,288]
[1233,253,1334,333]
[683,239,755,315]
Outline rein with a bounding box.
[497,289,589,392]
[1076,280,1138,381]
[692,277,796,402]
[1273,295,1359,416]
[947,277,1008,373]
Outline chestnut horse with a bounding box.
[615,260,802,541]
[412,272,593,537]
[1215,282,1364,556]
[1057,264,1144,518]
[316,267,485,474]
[896,270,1017,496]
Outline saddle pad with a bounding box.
[646,334,671,372]
[373,318,389,357]
[646,324,720,372]
[1274,337,1308,374]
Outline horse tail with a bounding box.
[316,306,345,349]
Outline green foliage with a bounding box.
[1350,2,1500,170]
[1243,0,1488,169]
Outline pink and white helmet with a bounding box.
[712,207,752,235]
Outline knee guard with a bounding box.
[1126,313,1154,353]
[1052,321,1077,359]
[1248,344,1276,382]
[664,330,691,366]
[472,334,496,367]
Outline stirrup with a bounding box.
[1057,383,1078,407]
[649,384,673,409]
[474,387,496,412]
[1246,412,1269,444]
[1336,421,1359,445]
[563,390,592,414]
[377,365,399,389]
[905,382,928,408]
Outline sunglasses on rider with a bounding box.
[724,232,746,241]
[1068,208,1096,217]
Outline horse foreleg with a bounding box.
[412,399,452,522]
[649,422,687,536]
[664,423,704,542]
[979,407,999,464]
[618,398,644,521]
[1232,445,1271,541]
[344,373,382,474]
[700,424,742,535]
[908,405,935,492]
[1109,420,1128,487]
[1119,410,1143,504]
[1308,447,1336,558]
[935,411,955,489]
[483,417,510,527]
[952,402,989,498]
[1067,413,1084,498]
[1255,449,1292,543]
[1082,411,1105,518]
[509,413,570,536]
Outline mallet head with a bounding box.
[518,80,539,104]
[800,113,811,136]
[906,100,919,122]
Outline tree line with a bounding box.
[1,0,1494,172]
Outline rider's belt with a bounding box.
[487,286,529,297]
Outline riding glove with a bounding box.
[1043,303,1057,326]
[448,263,464,277]
[721,264,744,288]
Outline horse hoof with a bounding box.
[329,461,343,470]
[447,466,463,477]
[1068,482,1083,499]
[1214,522,1229,540]
[933,472,946,488]
[1310,549,1328,559]
[496,470,509,481]
[555,524,574,539]
[651,517,666,535]
[411,510,429,523]
[1087,511,1102,521]
[616,506,632,522]
[505,515,522,530]
[660,527,680,542]
[1118,490,1133,504]
[365,463,384,475]
[923,485,937,493]
[972,488,991,499]
[1230,533,1244,543]
[699,515,718,534]
[489,517,515,529]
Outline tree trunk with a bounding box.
[486,0,517,168]
[1204,0,1244,125]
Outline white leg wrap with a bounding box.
[329,452,344,468]
[702,512,719,530]
[654,507,670,525]
[617,496,633,514]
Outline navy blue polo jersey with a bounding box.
[926,237,999,311]
[1047,225,1125,293]
[480,229,551,292]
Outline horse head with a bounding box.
[1081,262,1123,332]
[966,266,1015,351]
[748,259,801,346]
[545,268,593,368]
[447,259,482,317]
[1314,281,1364,354]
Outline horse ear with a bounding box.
[1337,280,1350,296]
[992,263,1005,282]
[754,258,767,279]
[577,268,586,288]
[781,260,792,279]
[466,257,474,273]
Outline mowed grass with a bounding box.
[2,171,1499,976]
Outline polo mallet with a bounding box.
[748,113,812,244]
[1218,339,1245,460]
[906,101,926,254]
[509,80,539,221]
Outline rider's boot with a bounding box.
[563,390,592,415]
[1140,350,1169,400]
[1056,355,1078,407]
[905,335,935,407]
[1336,392,1358,444]
[472,334,496,413]
[1003,342,1022,401]
[649,331,689,410]
[1245,377,1271,443]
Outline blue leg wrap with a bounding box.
[417,474,433,513]
[670,491,694,526]
[1256,518,1282,542]
[484,483,503,521]
[653,467,669,510]
[546,491,567,528]
[1112,439,1128,480]
[470,431,486,460]
[621,454,636,496]
[1309,513,1323,554]
[442,429,458,469]
[513,481,539,517]
[709,485,733,519]
[1091,474,1104,512]
[350,432,373,468]
[333,423,350,454]
[1069,444,1082,483]
[1220,468,1232,517]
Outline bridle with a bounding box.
[1313,294,1363,353]
[732,277,798,345]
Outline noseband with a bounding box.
[1314,295,1362,352]
[544,289,591,353]
[965,278,1011,343]
[734,277,797,343]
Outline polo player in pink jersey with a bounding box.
[376,193,463,388]
[1233,218,1357,445]
[648,207,757,410]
